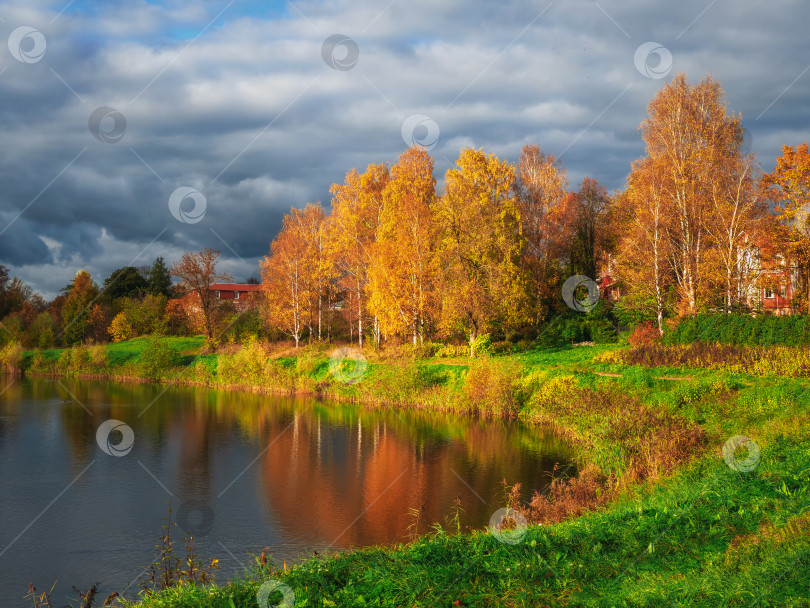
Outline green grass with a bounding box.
[122,436,810,607]
[17,339,810,606]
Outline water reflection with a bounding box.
[0,378,573,606]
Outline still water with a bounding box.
[0,377,574,606]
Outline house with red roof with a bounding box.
[209,283,261,307]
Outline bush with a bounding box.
[667,313,810,347]
[57,349,73,373]
[28,350,51,374]
[435,343,468,358]
[71,345,92,372]
[139,337,180,380]
[414,342,444,358]
[89,344,108,369]
[627,321,662,348]
[461,358,524,417]
[109,312,134,342]
[471,333,492,357]
[218,339,269,385]
[0,341,24,374]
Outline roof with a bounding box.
[209,283,261,291]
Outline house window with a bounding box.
[765,288,774,299]
[234,291,240,299]
[215,290,220,299]
[781,285,787,297]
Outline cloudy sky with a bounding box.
[0,0,808,298]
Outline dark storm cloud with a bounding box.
[1,0,809,297]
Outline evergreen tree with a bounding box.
[148,257,173,297]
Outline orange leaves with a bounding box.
[261,204,326,347]
[619,73,757,316]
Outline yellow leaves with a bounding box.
[367,147,436,341]
[435,148,528,338]
[108,312,133,342]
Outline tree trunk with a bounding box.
[357,281,363,348]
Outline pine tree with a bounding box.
[148,257,173,297]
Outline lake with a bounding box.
[0,377,574,606]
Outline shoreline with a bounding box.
[6,340,808,606]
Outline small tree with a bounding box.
[169,249,232,340]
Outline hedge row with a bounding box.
[666,313,810,346]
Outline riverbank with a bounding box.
[11,338,810,606]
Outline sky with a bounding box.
[0,0,808,299]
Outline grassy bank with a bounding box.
[14,339,810,606]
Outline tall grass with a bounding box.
[615,342,810,377]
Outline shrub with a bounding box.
[667,313,810,347]
[435,343,468,358]
[57,349,73,373]
[471,333,492,357]
[109,312,134,342]
[0,341,24,374]
[516,464,611,524]
[461,358,524,417]
[139,337,180,380]
[627,321,662,348]
[592,349,624,365]
[28,350,51,374]
[71,345,92,372]
[89,344,108,369]
[490,340,513,355]
[218,339,269,385]
[414,342,444,358]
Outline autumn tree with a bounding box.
[513,145,569,323]
[296,203,329,341]
[61,270,99,345]
[704,151,766,312]
[261,204,325,348]
[325,163,389,347]
[760,142,810,312]
[567,177,611,279]
[637,73,747,315]
[170,249,232,340]
[435,148,527,356]
[615,160,673,332]
[367,146,437,345]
